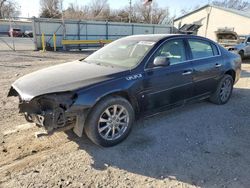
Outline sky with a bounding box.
[18,0,211,18]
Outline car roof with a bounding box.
[123,34,213,43]
[123,34,183,41]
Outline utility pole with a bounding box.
[60,0,66,50]
[150,3,152,24]
[205,6,212,37]
[129,0,132,23]
[8,2,15,51]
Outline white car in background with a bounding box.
[228,35,250,59]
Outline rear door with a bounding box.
[141,38,194,112]
[186,38,222,97]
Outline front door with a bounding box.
[141,38,194,113]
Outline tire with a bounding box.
[209,75,233,105]
[84,96,135,147]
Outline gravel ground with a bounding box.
[0,51,250,188]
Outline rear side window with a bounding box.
[188,39,215,59]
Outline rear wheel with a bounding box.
[209,75,233,105]
[84,96,134,147]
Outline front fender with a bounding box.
[71,73,144,137]
[73,75,142,110]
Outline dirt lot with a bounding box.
[0,51,250,188]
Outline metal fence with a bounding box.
[0,17,175,51]
[0,18,34,51]
[0,18,32,35]
[33,18,174,50]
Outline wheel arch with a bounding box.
[109,91,139,115]
[239,49,245,53]
[225,69,236,82]
[73,89,140,137]
[92,90,140,117]
[239,49,245,59]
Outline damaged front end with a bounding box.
[8,87,87,137]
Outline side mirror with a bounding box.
[153,56,170,67]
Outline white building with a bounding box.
[174,4,250,41]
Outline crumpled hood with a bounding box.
[10,60,125,101]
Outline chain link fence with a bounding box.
[0,18,35,51]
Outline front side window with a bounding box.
[188,39,214,59]
[148,39,187,67]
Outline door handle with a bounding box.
[215,63,222,68]
[182,71,193,75]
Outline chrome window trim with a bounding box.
[144,36,222,71]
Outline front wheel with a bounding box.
[209,75,233,105]
[84,96,134,147]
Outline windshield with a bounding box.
[84,38,155,68]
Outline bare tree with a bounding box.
[116,9,130,22]
[63,0,170,24]
[64,3,89,20]
[40,0,61,18]
[90,0,110,19]
[0,0,20,18]
[0,0,6,18]
[180,5,201,16]
[212,0,250,10]
[133,0,169,24]
[64,0,110,21]
[180,0,250,17]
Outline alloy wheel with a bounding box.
[98,105,129,141]
[220,78,232,102]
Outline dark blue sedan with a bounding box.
[9,34,242,146]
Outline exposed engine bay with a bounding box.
[8,87,86,136]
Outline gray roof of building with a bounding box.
[174,4,250,21]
